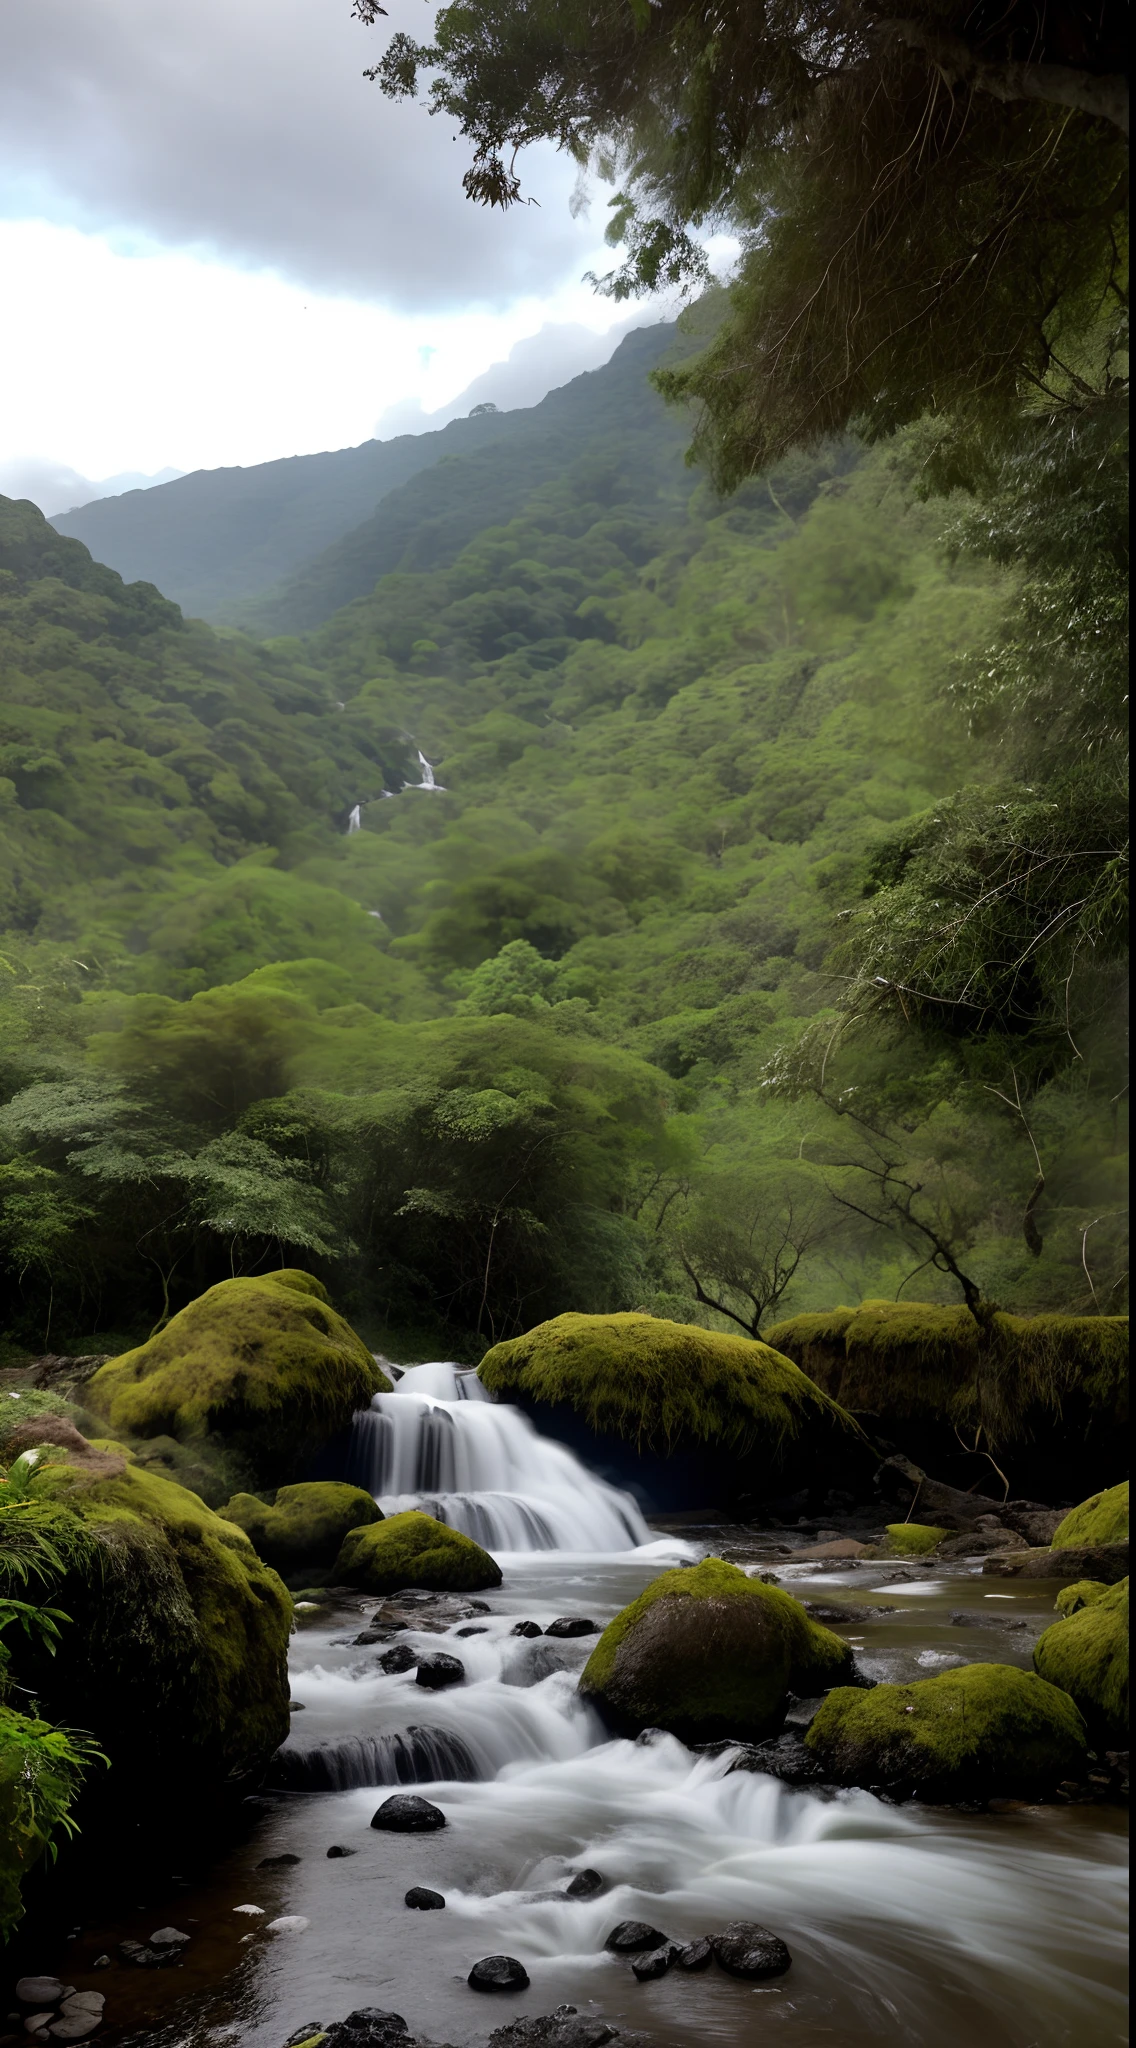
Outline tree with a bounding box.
[675,1174,831,1336]
[361,0,1127,481]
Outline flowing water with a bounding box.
[51,1368,1127,2047]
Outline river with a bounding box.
[53,1366,1129,2047]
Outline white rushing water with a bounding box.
[343,1365,650,1552]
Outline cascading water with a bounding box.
[414,748,445,789]
[342,1364,650,1552]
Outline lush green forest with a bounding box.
[0,316,1127,1358]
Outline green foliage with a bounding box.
[220,1481,382,1573]
[85,1270,388,1487]
[579,1555,852,1741]
[1052,1482,1129,1550]
[806,1662,1089,1798]
[1033,1577,1128,1743]
[334,1508,502,1592]
[0,1703,103,1939]
[478,1310,859,1454]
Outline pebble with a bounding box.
[565,1868,604,1898]
[15,1987,62,2011]
[150,1926,191,1946]
[405,1886,445,1909]
[468,1955,531,1992]
[371,1794,446,1832]
[46,2020,101,2043]
[233,1904,265,1916]
[544,1617,597,1638]
[267,1916,310,1933]
[327,1844,357,1858]
[510,1620,542,1638]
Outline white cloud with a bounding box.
[0,220,653,482]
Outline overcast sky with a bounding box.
[0,0,701,501]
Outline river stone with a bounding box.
[371,1794,446,1832]
[46,2021,101,2043]
[565,1868,604,1897]
[16,1984,63,2008]
[57,1997,103,2017]
[23,2019,56,2039]
[282,2029,327,2048]
[982,1541,1129,1582]
[544,1617,597,1638]
[150,1926,191,1947]
[604,1920,670,1953]
[676,1936,713,1970]
[380,1644,419,1674]
[415,1652,465,1690]
[405,1886,445,1910]
[323,2010,410,2048]
[511,1620,543,1637]
[486,2013,619,2048]
[327,1843,357,1857]
[710,1921,793,1977]
[468,1955,531,1991]
[631,1942,681,1981]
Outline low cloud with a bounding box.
[0,0,603,310]
[0,457,184,519]
[375,314,652,434]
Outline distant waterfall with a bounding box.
[414,750,445,790]
[347,803,362,832]
[343,1369,648,1552]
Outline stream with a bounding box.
[48,1368,1129,2048]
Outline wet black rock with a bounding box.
[327,1844,357,1858]
[565,1868,605,1898]
[511,1620,543,1637]
[455,1625,489,1637]
[380,1644,419,1674]
[604,1920,670,1953]
[487,2009,623,2048]
[710,1921,792,1978]
[727,1733,827,1788]
[354,1629,384,1646]
[468,1955,531,1992]
[117,1939,167,1967]
[259,1852,302,1867]
[324,2009,411,2048]
[405,1887,445,1910]
[371,1794,446,1832]
[676,1936,713,1971]
[415,1653,465,1690]
[630,1942,682,1981]
[544,1617,598,1638]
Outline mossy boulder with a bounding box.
[85,1270,389,1491]
[1033,1578,1128,1745]
[765,1302,1128,1497]
[1054,1579,1112,1617]
[806,1663,1088,1801]
[883,1523,949,1556]
[478,1312,866,1508]
[334,1509,502,1593]
[1052,1481,1129,1550]
[221,1481,382,1573]
[14,1450,292,1796]
[578,1557,854,1744]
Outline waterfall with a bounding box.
[414,749,445,791]
[346,803,362,833]
[342,1369,649,1552]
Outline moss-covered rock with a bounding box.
[18,1449,292,1794]
[806,1663,1087,1800]
[85,1270,389,1490]
[1052,1481,1129,1549]
[221,1481,382,1573]
[883,1523,949,1556]
[1033,1578,1128,1745]
[765,1303,1128,1494]
[478,1313,865,1508]
[334,1509,502,1594]
[1054,1579,1111,1617]
[578,1557,853,1744]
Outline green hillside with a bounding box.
[0,336,1127,1354]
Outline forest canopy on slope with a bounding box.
[0,312,1127,1356]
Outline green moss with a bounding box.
[884,1523,950,1555]
[1033,1577,1128,1744]
[762,1301,1129,1449]
[0,1388,82,1455]
[334,1509,502,1593]
[579,1556,853,1743]
[806,1662,1088,1799]
[27,1454,293,1788]
[1052,1481,1129,1549]
[1054,1580,1111,1617]
[85,1270,389,1486]
[221,1481,382,1572]
[478,1312,862,1456]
